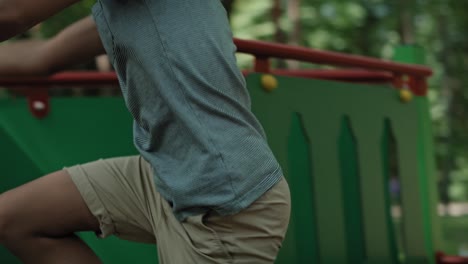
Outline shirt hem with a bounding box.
[214,165,283,216]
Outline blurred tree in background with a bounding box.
[22,0,468,204]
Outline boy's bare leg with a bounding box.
[0,170,102,264]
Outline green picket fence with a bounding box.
[247,73,440,264]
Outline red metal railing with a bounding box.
[436,252,468,264]
[234,38,431,96]
[0,72,118,87]
[0,38,432,88]
[3,69,393,88]
[243,69,393,83]
[234,39,432,77]
[1,38,432,84]
[0,38,433,118]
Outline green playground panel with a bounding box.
[0,72,439,263]
[247,73,438,264]
[0,98,158,263]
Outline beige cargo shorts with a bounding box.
[65,156,291,264]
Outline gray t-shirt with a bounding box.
[93,0,282,221]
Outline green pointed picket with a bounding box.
[351,114,394,263]
[302,111,348,264]
[381,120,403,264]
[287,113,319,263]
[339,117,366,264]
[391,107,426,260]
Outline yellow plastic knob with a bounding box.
[261,74,278,92]
[400,89,413,103]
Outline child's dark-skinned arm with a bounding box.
[0,16,105,76]
[0,0,80,41]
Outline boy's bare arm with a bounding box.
[45,16,106,74]
[0,0,80,41]
[0,16,105,76]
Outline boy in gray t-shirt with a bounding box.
[0,1,290,263]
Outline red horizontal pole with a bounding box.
[269,69,393,82]
[234,38,432,77]
[436,252,468,264]
[0,39,431,87]
[0,70,394,88]
[0,72,119,87]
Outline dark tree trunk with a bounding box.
[272,0,287,68]
[357,1,377,55]
[437,9,454,212]
[287,0,301,69]
[398,0,415,44]
[222,0,235,19]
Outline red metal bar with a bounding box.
[1,70,394,88]
[0,72,119,87]
[0,39,432,85]
[0,38,433,119]
[436,252,468,264]
[0,39,431,87]
[269,69,393,83]
[234,38,432,77]
[254,57,271,73]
